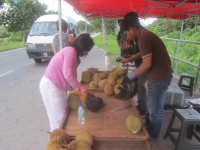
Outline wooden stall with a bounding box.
[60,90,151,150]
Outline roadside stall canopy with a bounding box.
[65,0,200,19]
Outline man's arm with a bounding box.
[134,55,152,76]
[120,52,141,63]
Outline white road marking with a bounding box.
[0,70,13,78]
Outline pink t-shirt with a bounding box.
[44,46,80,91]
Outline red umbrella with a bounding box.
[65,0,200,19]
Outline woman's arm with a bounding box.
[52,44,57,55]
[63,48,80,91]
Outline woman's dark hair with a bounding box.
[69,33,94,56]
[121,12,141,31]
[56,19,68,31]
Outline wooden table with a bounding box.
[60,91,151,150]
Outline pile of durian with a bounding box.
[46,128,93,150]
[67,90,94,110]
[81,67,127,96]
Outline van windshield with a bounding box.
[29,22,57,36]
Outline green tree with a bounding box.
[0,0,47,34]
[46,10,58,15]
[89,18,102,32]
[77,20,86,33]
[105,18,118,34]
[88,24,95,33]
[88,17,117,34]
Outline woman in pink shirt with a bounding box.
[39,34,94,131]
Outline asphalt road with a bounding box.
[0,45,106,149]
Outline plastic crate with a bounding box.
[164,83,185,108]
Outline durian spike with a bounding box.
[62,143,69,148]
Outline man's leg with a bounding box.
[146,75,172,139]
[137,74,147,115]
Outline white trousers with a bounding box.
[39,77,68,131]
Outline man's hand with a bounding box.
[127,72,136,81]
[120,57,129,64]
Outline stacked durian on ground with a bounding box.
[81,67,127,96]
[47,128,93,150]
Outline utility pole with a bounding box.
[102,16,106,44]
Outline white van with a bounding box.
[26,14,79,63]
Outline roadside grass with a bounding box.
[0,34,119,67]
[0,42,25,52]
[93,34,120,67]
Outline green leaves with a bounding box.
[0,0,47,33]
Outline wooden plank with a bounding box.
[60,88,151,150]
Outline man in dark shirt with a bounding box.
[121,12,173,141]
[118,19,147,116]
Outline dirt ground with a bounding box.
[141,76,200,150]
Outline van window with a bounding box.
[29,22,57,36]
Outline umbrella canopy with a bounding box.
[65,0,200,19]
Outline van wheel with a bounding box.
[34,59,42,63]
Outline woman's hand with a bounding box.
[79,84,88,96]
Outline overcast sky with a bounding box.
[38,0,85,22]
[38,0,156,25]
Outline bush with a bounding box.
[5,32,23,42]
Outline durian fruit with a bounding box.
[50,128,70,144]
[68,94,80,110]
[100,74,106,79]
[93,73,102,82]
[89,81,98,88]
[104,83,114,96]
[112,67,117,72]
[115,68,127,76]
[103,70,111,78]
[47,136,66,150]
[81,71,91,83]
[107,78,116,86]
[75,129,93,147]
[79,95,87,107]
[108,72,118,81]
[69,90,81,96]
[87,67,99,76]
[98,79,107,88]
[114,85,121,95]
[68,140,91,150]
[126,116,142,133]
[116,78,124,85]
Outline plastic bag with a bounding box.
[114,76,138,100]
[86,94,106,112]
